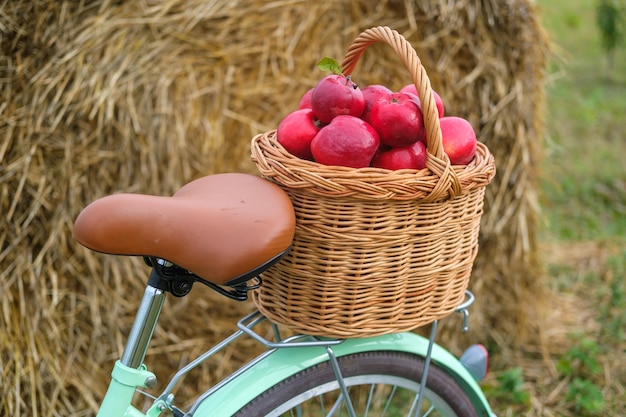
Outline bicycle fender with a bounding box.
[190,331,494,416]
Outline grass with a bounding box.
[484,1,626,416]
[537,0,626,243]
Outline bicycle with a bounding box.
[72,172,496,417]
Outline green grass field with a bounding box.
[538,0,626,243]
[485,1,626,416]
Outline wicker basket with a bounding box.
[250,26,496,338]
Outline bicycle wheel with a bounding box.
[233,351,479,417]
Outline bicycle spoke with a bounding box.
[289,404,303,417]
[421,405,436,416]
[363,384,375,416]
[317,394,326,416]
[326,392,344,416]
[381,384,398,416]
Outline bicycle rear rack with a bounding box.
[151,290,476,416]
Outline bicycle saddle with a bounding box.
[73,173,295,286]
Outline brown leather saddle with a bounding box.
[73,173,295,294]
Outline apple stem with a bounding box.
[345,75,358,89]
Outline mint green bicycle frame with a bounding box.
[95,284,494,417]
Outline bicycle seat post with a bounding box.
[120,276,166,369]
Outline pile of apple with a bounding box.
[276,65,477,170]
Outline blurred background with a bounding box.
[525,0,626,415]
[0,0,624,416]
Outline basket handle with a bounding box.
[341,26,462,199]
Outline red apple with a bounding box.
[298,88,313,109]
[439,116,477,165]
[371,140,427,170]
[372,143,389,161]
[276,108,321,160]
[368,92,425,147]
[399,83,444,118]
[398,84,418,99]
[311,115,380,168]
[310,74,366,123]
[361,84,393,123]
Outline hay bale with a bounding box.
[0,0,549,415]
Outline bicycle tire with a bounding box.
[232,351,479,417]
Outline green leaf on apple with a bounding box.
[317,57,342,75]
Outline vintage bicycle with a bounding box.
[72,172,495,417]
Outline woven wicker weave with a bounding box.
[250,26,496,338]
